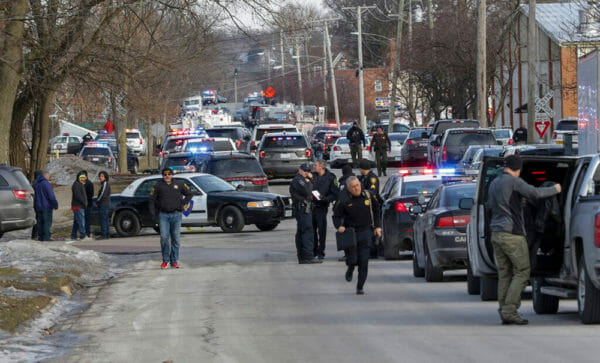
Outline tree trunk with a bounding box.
[9,90,35,169]
[0,0,29,165]
[29,90,54,179]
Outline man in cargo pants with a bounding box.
[487,155,561,325]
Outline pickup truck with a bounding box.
[463,154,600,324]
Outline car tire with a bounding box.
[255,222,279,231]
[480,276,498,301]
[467,265,481,295]
[219,206,245,233]
[114,210,141,237]
[578,258,600,324]
[131,162,138,174]
[532,277,559,314]
[424,250,443,282]
[412,250,425,278]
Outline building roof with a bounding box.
[520,3,600,46]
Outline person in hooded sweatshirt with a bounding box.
[71,171,90,241]
[33,170,58,241]
[80,170,95,238]
[96,171,111,239]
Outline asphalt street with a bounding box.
[55,169,600,362]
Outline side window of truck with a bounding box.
[572,163,590,204]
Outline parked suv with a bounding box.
[257,132,314,179]
[206,125,251,151]
[125,129,147,155]
[552,118,578,146]
[79,143,117,170]
[433,128,497,168]
[192,153,269,192]
[427,119,480,166]
[248,124,298,154]
[0,165,35,238]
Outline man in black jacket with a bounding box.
[346,122,365,167]
[289,163,321,264]
[311,160,339,259]
[333,176,382,295]
[150,167,193,269]
[80,170,94,238]
[71,172,89,240]
[96,171,111,240]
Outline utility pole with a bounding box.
[280,31,286,103]
[344,5,376,131]
[428,0,434,30]
[322,30,329,110]
[527,0,537,143]
[325,23,341,126]
[295,41,304,113]
[476,0,487,127]
[389,0,406,130]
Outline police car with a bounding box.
[88,173,292,237]
[78,142,116,170]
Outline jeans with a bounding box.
[71,209,86,239]
[345,229,373,290]
[294,206,315,261]
[99,205,111,238]
[159,212,182,264]
[36,210,53,241]
[85,206,93,237]
[312,207,328,257]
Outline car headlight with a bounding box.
[247,200,274,208]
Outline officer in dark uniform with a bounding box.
[289,163,322,264]
[333,176,382,295]
[357,159,381,258]
[346,122,366,167]
[370,126,391,176]
[311,160,339,259]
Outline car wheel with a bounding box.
[467,265,481,295]
[255,222,279,231]
[480,276,498,301]
[532,277,559,314]
[578,258,600,324]
[412,249,425,278]
[219,206,244,233]
[131,162,138,174]
[424,250,443,282]
[114,210,141,237]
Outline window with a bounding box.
[374,80,382,92]
[401,180,443,196]
[207,159,264,178]
[81,147,110,156]
[135,179,160,197]
[445,132,496,147]
[442,184,476,208]
[69,137,79,143]
[184,141,234,153]
[174,178,201,194]
[191,175,235,193]
[262,136,307,148]
[126,132,141,139]
[0,175,9,188]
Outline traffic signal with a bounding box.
[234,68,239,77]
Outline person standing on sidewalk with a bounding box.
[311,160,339,259]
[96,171,111,240]
[149,167,193,269]
[333,176,381,295]
[370,126,391,176]
[81,170,94,238]
[71,172,89,241]
[33,170,58,241]
[346,122,365,167]
[487,155,561,325]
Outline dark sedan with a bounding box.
[411,182,476,282]
[191,153,269,192]
[400,128,429,166]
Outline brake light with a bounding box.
[235,139,243,148]
[552,132,557,140]
[508,139,514,145]
[366,146,371,151]
[252,177,268,185]
[437,216,470,228]
[12,190,27,200]
[305,148,312,158]
[140,138,143,145]
[406,139,415,145]
[395,201,413,212]
[108,156,113,162]
[259,150,266,159]
[333,146,340,151]
[398,169,410,175]
[442,146,447,161]
[595,214,600,247]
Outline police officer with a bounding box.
[150,167,193,269]
[338,164,355,191]
[311,160,339,259]
[357,159,381,258]
[346,122,366,167]
[370,126,391,176]
[290,163,322,264]
[333,176,382,295]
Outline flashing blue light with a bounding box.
[438,168,456,175]
[189,146,208,153]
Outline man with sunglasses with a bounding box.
[150,167,193,269]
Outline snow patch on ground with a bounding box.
[46,157,104,185]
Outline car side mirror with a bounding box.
[409,205,423,214]
[459,198,474,210]
[236,184,245,191]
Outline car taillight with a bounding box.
[252,177,268,185]
[437,216,470,228]
[442,146,447,161]
[259,150,266,159]
[140,138,143,145]
[508,139,514,145]
[365,146,371,151]
[305,148,312,158]
[12,190,27,200]
[398,169,410,175]
[333,146,340,151]
[395,201,413,212]
[235,139,243,148]
[250,141,256,147]
[552,132,557,140]
[406,139,415,145]
[595,214,600,247]
[108,156,113,162]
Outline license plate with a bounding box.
[280,153,292,159]
[92,158,99,161]
[455,236,466,243]
[342,151,350,154]
[419,142,427,147]
[284,209,292,217]
[56,144,63,149]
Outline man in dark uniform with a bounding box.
[311,160,339,259]
[513,127,527,144]
[289,163,322,264]
[346,122,365,167]
[370,126,391,176]
[333,176,382,295]
[357,159,381,258]
[149,167,193,269]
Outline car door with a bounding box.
[175,177,208,225]
[414,189,439,268]
[133,178,161,226]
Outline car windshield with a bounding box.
[126,132,140,138]
[443,184,476,208]
[191,175,235,193]
[262,135,307,148]
[256,127,296,140]
[164,156,189,167]
[446,131,496,147]
[389,133,407,143]
[493,129,511,138]
[434,121,479,135]
[81,147,110,156]
[460,147,482,163]
[184,141,233,153]
[206,129,238,139]
[207,158,264,177]
[54,137,68,143]
[165,138,186,152]
[556,120,578,131]
[401,180,442,196]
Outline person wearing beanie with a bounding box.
[487,154,562,325]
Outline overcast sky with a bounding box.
[233,0,328,30]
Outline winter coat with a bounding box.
[33,175,58,212]
[71,172,88,209]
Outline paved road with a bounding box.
[55,171,600,362]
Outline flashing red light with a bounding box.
[508,139,514,145]
[442,146,448,161]
[305,148,313,158]
[398,169,411,175]
[140,138,143,145]
[395,201,413,212]
[12,190,27,200]
[595,214,600,247]
[422,168,434,175]
[531,171,546,175]
[333,146,340,151]
[259,150,266,159]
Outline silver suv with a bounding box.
[0,165,35,238]
[257,132,314,179]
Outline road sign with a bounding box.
[535,91,554,121]
[375,97,401,111]
[534,121,550,138]
[151,123,166,138]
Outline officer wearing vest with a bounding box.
[311,160,339,259]
[370,126,391,176]
[290,163,322,264]
[346,122,366,167]
[357,159,381,258]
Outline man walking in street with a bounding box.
[487,155,561,325]
[357,159,382,258]
[333,176,381,295]
[33,170,58,241]
[289,163,322,264]
[370,126,391,176]
[96,171,111,240]
[346,122,365,167]
[71,172,89,241]
[150,167,193,269]
[311,160,339,259]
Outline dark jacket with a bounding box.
[370,132,391,151]
[289,173,313,205]
[97,179,111,207]
[84,179,94,207]
[312,169,339,209]
[149,179,193,215]
[346,126,365,146]
[33,175,58,212]
[333,189,381,230]
[71,172,88,209]
[358,171,380,197]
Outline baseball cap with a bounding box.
[162,167,173,175]
[299,163,312,172]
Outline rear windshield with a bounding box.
[207,159,264,177]
[54,137,67,143]
[206,129,239,139]
[390,124,410,133]
[556,120,578,131]
[262,136,307,148]
[82,147,110,156]
[255,127,296,140]
[126,132,140,138]
[12,169,32,189]
[446,131,496,147]
[336,138,350,145]
[184,141,233,152]
[434,121,479,135]
[443,184,475,208]
[408,129,428,139]
[164,156,189,167]
[493,129,511,138]
[165,139,186,152]
[401,180,442,196]
[461,147,482,163]
[389,133,407,143]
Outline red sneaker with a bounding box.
[161,262,168,269]
[171,262,179,269]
